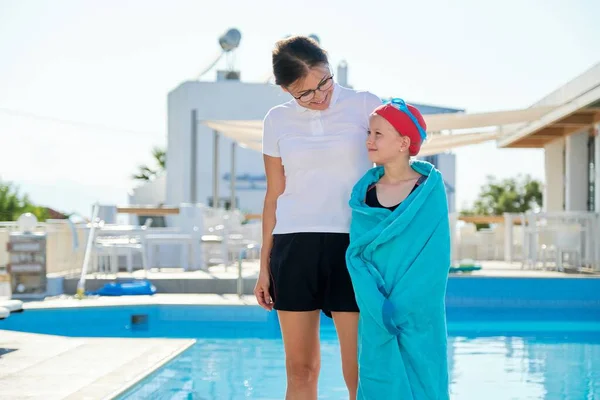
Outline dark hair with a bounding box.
[272,35,329,87]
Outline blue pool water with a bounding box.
[1,277,599,399]
[2,304,599,400]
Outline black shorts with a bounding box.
[268,232,359,318]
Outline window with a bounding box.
[588,135,596,211]
[207,197,239,210]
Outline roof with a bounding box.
[497,62,600,148]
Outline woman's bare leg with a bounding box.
[278,310,322,400]
[332,311,359,399]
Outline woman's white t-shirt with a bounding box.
[262,83,382,234]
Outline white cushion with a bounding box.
[0,299,23,312]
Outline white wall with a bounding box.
[127,174,167,225]
[166,80,289,214]
[565,130,589,211]
[435,153,457,213]
[544,138,565,211]
[128,174,166,205]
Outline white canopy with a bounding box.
[201,105,554,154]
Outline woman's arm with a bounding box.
[260,154,286,271]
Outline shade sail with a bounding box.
[200,105,553,154]
[423,106,554,131]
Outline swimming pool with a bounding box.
[2,277,599,399]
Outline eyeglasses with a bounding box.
[388,98,427,141]
[292,75,334,103]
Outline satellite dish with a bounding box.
[219,28,242,52]
[196,28,242,80]
[308,34,320,44]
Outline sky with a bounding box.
[1,0,599,218]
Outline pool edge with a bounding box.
[22,294,260,311]
[71,337,197,400]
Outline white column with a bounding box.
[212,130,220,208]
[565,131,589,211]
[166,92,193,206]
[449,212,458,264]
[544,138,565,211]
[503,213,513,263]
[190,109,198,204]
[230,142,237,210]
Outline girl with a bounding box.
[346,98,451,399]
[254,35,382,399]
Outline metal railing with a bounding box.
[236,243,261,297]
[519,211,600,271]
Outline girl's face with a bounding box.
[366,114,411,164]
[284,64,334,111]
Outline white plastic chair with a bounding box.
[92,220,151,274]
[554,228,583,271]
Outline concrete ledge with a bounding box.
[23,294,259,310]
[0,330,195,400]
[70,340,194,400]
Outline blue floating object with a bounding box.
[91,279,157,296]
[449,265,482,273]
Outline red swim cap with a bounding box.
[373,99,427,156]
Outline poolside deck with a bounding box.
[0,294,257,399]
[57,260,598,296]
[0,329,194,400]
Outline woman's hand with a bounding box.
[254,267,274,311]
[256,154,284,312]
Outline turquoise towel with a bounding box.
[346,160,451,399]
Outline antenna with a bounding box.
[196,28,242,80]
[218,28,242,52]
[337,60,350,87]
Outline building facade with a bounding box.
[130,70,463,215]
[497,62,600,213]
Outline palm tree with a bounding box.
[0,181,50,221]
[152,147,166,170]
[132,146,166,181]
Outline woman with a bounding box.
[254,35,381,399]
[346,98,451,399]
